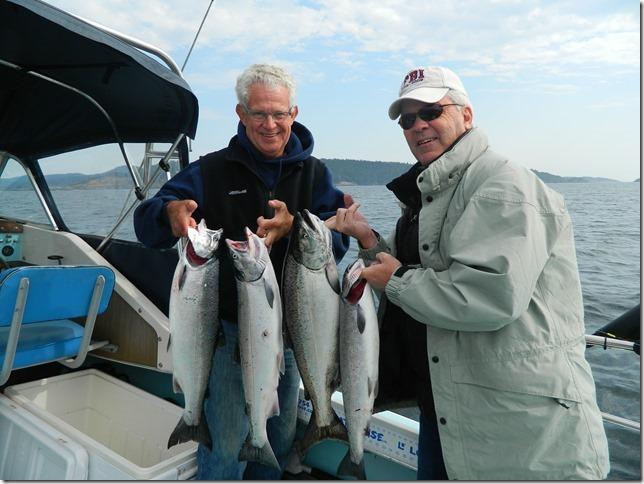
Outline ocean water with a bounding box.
[0,181,640,479]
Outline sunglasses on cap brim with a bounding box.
[398,103,462,130]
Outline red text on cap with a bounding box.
[404,69,425,87]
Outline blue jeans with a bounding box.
[417,410,448,480]
[196,319,301,480]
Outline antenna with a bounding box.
[181,0,215,72]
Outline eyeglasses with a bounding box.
[398,103,462,130]
[244,108,293,123]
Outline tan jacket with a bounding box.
[361,128,609,479]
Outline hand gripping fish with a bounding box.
[167,219,222,450]
[227,228,285,470]
[283,209,348,455]
[337,258,379,480]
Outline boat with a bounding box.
[0,0,639,480]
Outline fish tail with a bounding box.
[299,409,349,455]
[167,416,212,450]
[337,449,366,480]
[238,436,280,470]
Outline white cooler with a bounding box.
[3,369,197,480]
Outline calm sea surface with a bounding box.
[1,181,640,479]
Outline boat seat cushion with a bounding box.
[0,265,114,326]
[0,320,83,369]
[0,265,115,381]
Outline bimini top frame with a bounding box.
[0,0,199,162]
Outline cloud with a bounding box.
[45,0,638,90]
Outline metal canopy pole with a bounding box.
[0,59,144,199]
[96,133,185,253]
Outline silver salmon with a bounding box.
[337,258,379,480]
[167,219,222,450]
[283,209,347,455]
[226,228,284,470]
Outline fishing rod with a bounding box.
[181,0,215,72]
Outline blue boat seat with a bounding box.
[0,265,115,385]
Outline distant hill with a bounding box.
[320,159,622,186]
[0,165,164,190]
[321,158,410,185]
[530,170,618,184]
[0,159,623,190]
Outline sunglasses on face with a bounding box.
[398,103,462,130]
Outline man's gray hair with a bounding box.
[235,64,297,109]
[446,88,471,109]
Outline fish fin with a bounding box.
[172,377,182,394]
[278,351,285,375]
[357,305,366,334]
[263,278,275,308]
[299,409,348,455]
[167,416,212,450]
[325,262,341,295]
[331,368,341,393]
[337,449,366,480]
[299,416,317,455]
[367,377,375,397]
[177,264,187,291]
[270,397,281,418]
[238,436,280,470]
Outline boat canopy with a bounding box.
[0,0,199,160]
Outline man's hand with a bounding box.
[166,199,198,238]
[257,199,294,247]
[361,252,402,290]
[325,203,377,249]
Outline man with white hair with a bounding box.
[328,66,609,479]
[134,63,349,479]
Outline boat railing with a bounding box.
[584,333,640,432]
[585,334,639,353]
[96,134,185,253]
[600,412,640,432]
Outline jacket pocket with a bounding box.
[449,345,583,403]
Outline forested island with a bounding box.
[322,158,622,186]
[0,158,628,190]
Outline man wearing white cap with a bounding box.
[328,66,609,479]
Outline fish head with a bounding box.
[226,227,268,282]
[341,258,368,304]
[289,209,333,270]
[185,220,223,266]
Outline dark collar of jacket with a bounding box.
[386,162,424,210]
[387,129,473,206]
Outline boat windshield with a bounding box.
[0,157,52,228]
[40,142,180,242]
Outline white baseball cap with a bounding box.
[388,66,468,120]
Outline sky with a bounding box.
[42,0,640,182]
